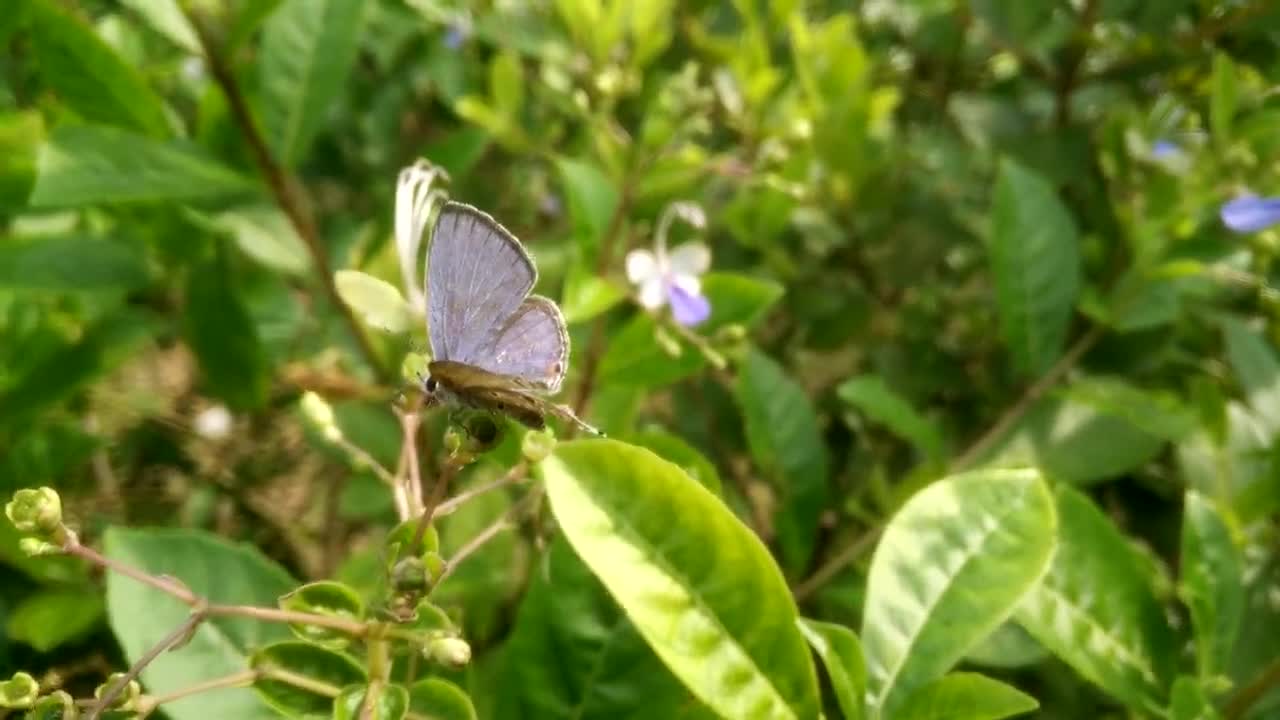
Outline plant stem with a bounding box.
[791,527,882,603]
[433,486,543,589]
[66,542,198,605]
[87,611,207,719]
[361,626,391,720]
[185,8,389,383]
[205,604,367,636]
[1225,655,1280,720]
[433,464,527,518]
[259,667,342,698]
[141,669,259,711]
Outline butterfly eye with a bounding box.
[424,377,438,393]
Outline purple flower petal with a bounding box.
[444,25,468,50]
[668,282,711,327]
[1151,140,1178,159]
[1221,196,1280,233]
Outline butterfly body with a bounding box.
[418,201,601,436]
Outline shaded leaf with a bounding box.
[0,235,148,291]
[1014,486,1177,715]
[964,622,1047,670]
[893,673,1038,720]
[989,158,1081,376]
[541,440,821,720]
[556,157,618,254]
[1168,676,1221,720]
[185,257,269,410]
[1180,491,1243,681]
[409,678,477,720]
[0,110,44,210]
[597,313,705,388]
[861,468,1056,716]
[1221,317,1280,437]
[120,0,199,52]
[251,641,366,716]
[837,374,942,458]
[736,349,828,575]
[701,273,784,332]
[334,683,410,720]
[797,619,865,720]
[1061,375,1198,441]
[6,588,103,652]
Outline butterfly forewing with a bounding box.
[427,202,536,363]
[473,295,569,392]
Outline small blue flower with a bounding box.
[1221,195,1280,233]
[1151,140,1179,159]
[625,202,712,327]
[443,23,469,50]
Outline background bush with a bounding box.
[1,1,1279,719]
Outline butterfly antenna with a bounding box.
[550,403,605,438]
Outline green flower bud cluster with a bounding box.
[5,487,70,551]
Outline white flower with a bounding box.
[624,202,712,327]
[394,160,450,314]
[193,405,232,440]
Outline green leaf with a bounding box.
[540,439,821,720]
[334,683,410,720]
[250,641,366,717]
[1180,491,1243,681]
[29,125,258,208]
[556,157,618,254]
[701,273,784,332]
[497,537,712,720]
[964,622,1047,670]
[1221,317,1280,437]
[489,50,525,119]
[1061,375,1198,441]
[334,269,414,334]
[561,266,627,324]
[893,673,1038,720]
[206,205,312,276]
[1014,486,1177,715]
[1168,676,1221,720]
[597,313,706,388]
[409,678,477,720]
[278,580,365,649]
[119,0,199,52]
[1210,52,1237,149]
[185,257,269,410]
[861,468,1056,716]
[0,110,44,210]
[6,588,103,652]
[628,429,722,495]
[988,158,1081,376]
[105,527,297,720]
[0,235,148,291]
[837,375,942,459]
[735,348,828,575]
[27,0,170,136]
[260,0,369,166]
[797,619,865,720]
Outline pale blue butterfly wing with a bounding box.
[427,202,536,364]
[476,295,569,391]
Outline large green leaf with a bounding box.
[1168,676,1221,720]
[1221,317,1280,437]
[1179,491,1243,681]
[6,588,103,652]
[260,0,369,166]
[735,349,828,575]
[105,527,297,720]
[893,673,1038,720]
[797,619,865,720]
[556,157,618,254]
[860,468,1056,716]
[1014,486,1177,715]
[837,374,942,459]
[597,313,706,388]
[988,158,1081,376]
[540,440,821,720]
[497,537,714,720]
[0,235,148,291]
[27,0,170,136]
[29,125,258,208]
[184,257,269,410]
[628,428,722,495]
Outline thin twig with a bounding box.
[791,528,882,603]
[433,464,527,518]
[950,326,1103,472]
[205,604,367,636]
[141,669,259,710]
[185,8,389,382]
[433,487,544,588]
[66,543,198,606]
[1225,655,1280,720]
[87,611,207,719]
[400,408,425,518]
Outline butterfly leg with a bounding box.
[547,403,605,437]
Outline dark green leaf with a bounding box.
[1168,676,1220,720]
[1221,317,1280,436]
[105,527,297,720]
[1210,52,1237,149]
[1061,376,1198,442]
[0,110,43,209]
[1015,486,1177,715]
[560,265,626,324]
[250,642,366,716]
[893,672,1038,720]
[798,619,865,720]
[184,257,268,410]
[29,125,258,208]
[1180,492,1243,681]
[6,587,103,652]
[597,313,706,388]
[862,468,1056,715]
[409,678,477,720]
[278,580,365,649]
[260,0,369,166]
[334,683,410,720]
[556,157,618,255]
[735,348,828,574]
[0,235,148,291]
[27,0,170,136]
[989,158,1081,376]
[701,272,784,332]
[541,439,821,720]
[837,374,942,458]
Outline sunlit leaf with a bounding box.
[1180,492,1243,681]
[556,157,618,254]
[797,619,865,720]
[409,678,478,720]
[334,269,414,334]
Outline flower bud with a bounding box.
[30,690,77,718]
[391,557,429,595]
[322,424,345,444]
[19,537,60,557]
[0,671,38,709]
[94,673,141,711]
[6,487,63,537]
[521,429,556,464]
[423,551,446,584]
[299,391,337,431]
[425,636,472,669]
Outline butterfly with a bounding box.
[419,201,602,437]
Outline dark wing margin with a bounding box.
[426,202,537,363]
[474,295,569,392]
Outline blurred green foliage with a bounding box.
[1,0,1279,718]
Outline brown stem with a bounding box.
[87,611,207,719]
[67,543,198,606]
[950,325,1103,472]
[204,604,367,636]
[791,527,882,603]
[141,669,259,711]
[185,9,389,382]
[1225,656,1280,720]
[433,486,543,589]
[433,464,527,518]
